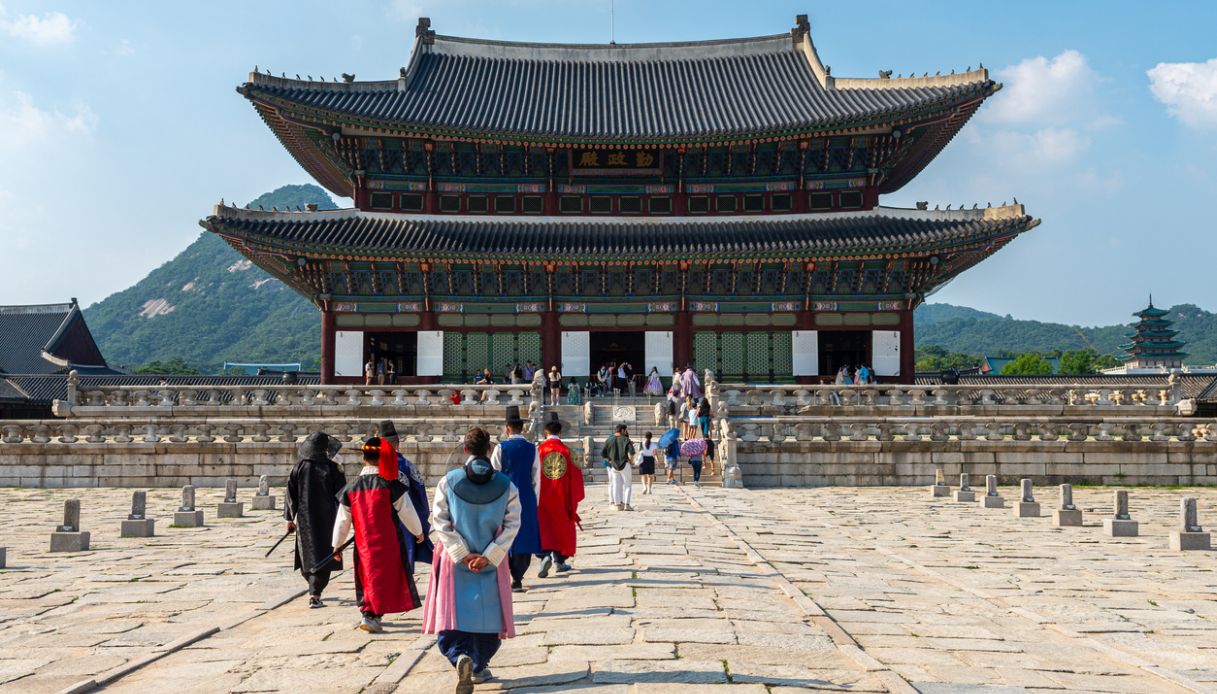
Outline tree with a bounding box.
[1000,352,1054,375]
[1094,353,1121,370]
[914,345,983,372]
[133,358,201,375]
[1058,349,1099,375]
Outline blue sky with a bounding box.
[1,1,1216,325]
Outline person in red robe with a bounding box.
[535,412,584,577]
[332,436,425,633]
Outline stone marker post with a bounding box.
[1052,483,1083,527]
[1014,478,1040,518]
[953,473,976,502]
[983,474,1005,508]
[218,478,245,518]
[1103,490,1138,537]
[120,490,156,538]
[50,499,90,552]
[251,474,277,511]
[173,485,205,527]
[0,545,5,569]
[1170,497,1211,551]
[930,467,950,498]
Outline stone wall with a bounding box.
[736,440,1217,487]
[0,439,590,488]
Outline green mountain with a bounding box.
[914,302,1217,365]
[85,185,335,372]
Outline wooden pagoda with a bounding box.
[203,16,1039,385]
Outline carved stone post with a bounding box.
[1052,483,1082,527]
[1103,490,1138,537]
[173,485,205,527]
[121,490,156,537]
[1014,478,1040,518]
[50,499,90,551]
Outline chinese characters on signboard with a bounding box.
[570,149,662,175]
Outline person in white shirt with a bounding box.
[636,432,659,495]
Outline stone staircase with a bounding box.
[536,397,722,487]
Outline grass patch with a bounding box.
[1148,599,1159,607]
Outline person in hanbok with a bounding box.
[379,420,433,571]
[644,367,664,396]
[679,366,702,400]
[424,428,521,692]
[566,378,582,405]
[536,412,584,575]
[332,437,425,633]
[284,432,347,608]
[489,406,541,593]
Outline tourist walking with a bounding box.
[644,366,663,396]
[662,430,682,485]
[423,428,521,693]
[536,412,584,577]
[637,432,658,495]
[697,397,712,438]
[858,363,873,385]
[601,424,636,511]
[704,436,717,477]
[547,366,562,406]
[379,420,434,571]
[284,431,347,608]
[364,357,375,386]
[666,386,681,429]
[688,446,704,488]
[332,436,425,633]
[679,365,702,400]
[489,406,541,592]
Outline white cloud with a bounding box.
[1147,59,1217,128]
[987,127,1090,171]
[984,50,1099,126]
[115,39,135,56]
[0,90,96,153]
[0,2,77,45]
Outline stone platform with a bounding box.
[0,485,1214,692]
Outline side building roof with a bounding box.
[0,300,112,375]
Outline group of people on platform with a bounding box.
[363,356,400,386]
[834,363,876,385]
[283,410,584,693]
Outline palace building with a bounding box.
[203,16,1038,385]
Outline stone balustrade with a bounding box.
[723,416,1215,444]
[713,383,1181,412]
[55,383,534,418]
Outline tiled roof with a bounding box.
[243,31,992,144]
[0,374,322,405]
[0,302,108,374]
[203,204,1037,261]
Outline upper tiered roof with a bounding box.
[240,16,998,195]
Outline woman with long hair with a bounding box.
[637,432,658,495]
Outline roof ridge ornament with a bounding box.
[416,17,435,45]
[791,14,810,46]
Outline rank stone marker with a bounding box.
[953,473,976,502]
[1014,478,1040,518]
[50,499,90,552]
[173,485,205,527]
[930,468,950,497]
[1052,483,1083,527]
[983,474,1005,508]
[1103,490,1139,537]
[1169,497,1211,551]
[0,546,6,569]
[120,490,156,538]
[217,478,244,518]
[251,474,276,511]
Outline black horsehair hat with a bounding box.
[505,405,524,427]
[379,420,398,440]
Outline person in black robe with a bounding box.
[284,431,347,608]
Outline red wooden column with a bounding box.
[320,309,336,384]
[673,310,693,369]
[541,310,561,371]
[899,309,915,384]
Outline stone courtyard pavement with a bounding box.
[0,484,1215,693]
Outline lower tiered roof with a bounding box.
[203,204,1037,263]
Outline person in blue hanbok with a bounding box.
[379,420,434,569]
[489,406,541,592]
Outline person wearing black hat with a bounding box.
[489,406,541,592]
[536,412,584,576]
[424,427,522,692]
[379,419,434,572]
[332,436,425,633]
[284,432,347,608]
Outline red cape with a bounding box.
[537,437,584,558]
